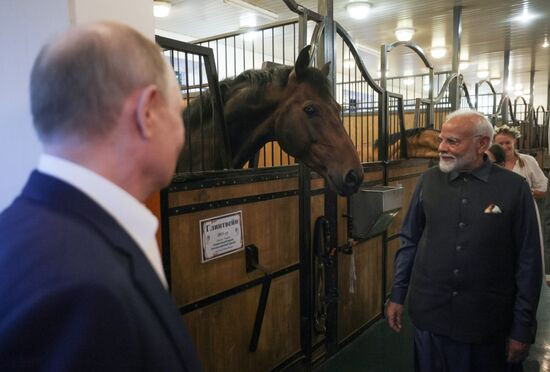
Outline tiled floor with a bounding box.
[315,286,550,372]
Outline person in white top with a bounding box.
[494,125,548,200]
[0,22,201,371]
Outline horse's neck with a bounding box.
[225,86,283,167]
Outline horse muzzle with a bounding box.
[328,168,364,196]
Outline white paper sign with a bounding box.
[200,211,244,262]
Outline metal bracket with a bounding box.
[244,244,272,352]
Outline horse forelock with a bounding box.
[296,68,332,99]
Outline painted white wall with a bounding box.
[0,0,153,211]
[0,0,69,211]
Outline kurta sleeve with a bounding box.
[510,179,543,343]
[390,176,426,305]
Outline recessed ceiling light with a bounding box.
[430,46,447,59]
[395,27,415,42]
[346,1,372,20]
[513,5,537,23]
[153,0,171,18]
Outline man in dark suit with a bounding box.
[387,110,542,371]
[0,22,201,371]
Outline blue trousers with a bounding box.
[414,327,523,372]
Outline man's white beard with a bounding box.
[439,155,456,173]
[439,151,478,173]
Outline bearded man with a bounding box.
[386,109,542,372]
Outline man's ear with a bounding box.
[479,136,491,153]
[135,85,159,139]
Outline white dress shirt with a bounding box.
[37,154,168,288]
[513,153,548,192]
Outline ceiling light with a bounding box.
[543,36,549,48]
[459,60,469,70]
[223,0,278,20]
[346,1,372,20]
[513,5,537,23]
[395,27,415,42]
[430,46,447,59]
[477,70,489,79]
[153,0,171,18]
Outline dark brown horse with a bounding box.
[386,128,440,159]
[179,45,364,196]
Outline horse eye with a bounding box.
[303,105,318,116]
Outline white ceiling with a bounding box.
[155,0,550,107]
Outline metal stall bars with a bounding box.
[159,37,231,174]
[514,96,530,149]
[380,41,434,158]
[431,73,474,129]
[535,105,548,149]
[475,79,500,125]
[193,20,302,168]
[334,23,384,164]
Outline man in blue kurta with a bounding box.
[0,22,200,371]
[387,109,542,372]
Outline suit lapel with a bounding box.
[22,171,200,371]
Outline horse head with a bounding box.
[273,46,364,196]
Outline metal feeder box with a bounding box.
[349,185,404,239]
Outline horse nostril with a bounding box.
[344,169,361,187]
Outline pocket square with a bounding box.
[484,203,502,214]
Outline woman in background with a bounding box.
[494,125,547,199]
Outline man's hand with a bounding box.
[386,301,404,333]
[507,338,530,363]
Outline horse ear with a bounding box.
[321,62,331,77]
[293,45,311,80]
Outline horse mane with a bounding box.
[183,65,333,128]
[385,127,441,145]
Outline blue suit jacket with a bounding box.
[0,171,201,371]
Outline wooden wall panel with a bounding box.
[169,195,299,306]
[168,178,298,207]
[387,161,431,236]
[183,271,301,372]
[337,237,383,342]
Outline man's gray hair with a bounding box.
[30,22,171,142]
[445,109,494,145]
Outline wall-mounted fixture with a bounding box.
[394,27,415,42]
[543,35,549,48]
[153,0,171,18]
[349,186,404,239]
[224,0,278,20]
[346,1,372,20]
[430,46,447,59]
